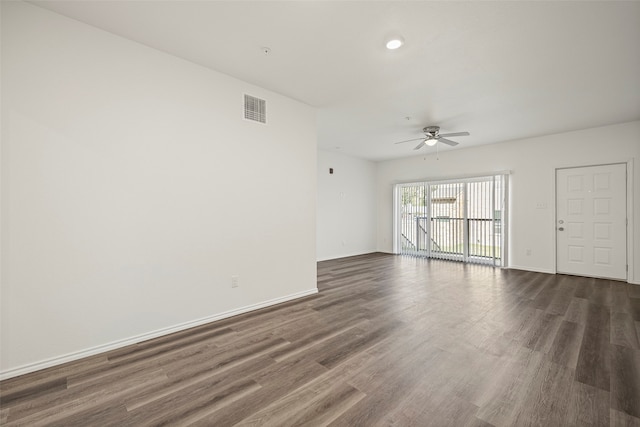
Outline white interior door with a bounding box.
[556,164,627,280]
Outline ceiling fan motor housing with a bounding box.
[423,126,440,135]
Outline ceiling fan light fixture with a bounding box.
[385,37,404,50]
[393,125,469,149]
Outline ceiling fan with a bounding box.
[394,126,470,150]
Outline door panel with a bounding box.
[556,164,626,280]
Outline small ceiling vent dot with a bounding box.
[244,94,267,124]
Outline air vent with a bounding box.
[244,94,267,124]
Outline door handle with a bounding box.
[558,227,564,231]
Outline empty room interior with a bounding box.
[2,1,640,425]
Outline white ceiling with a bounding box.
[31,1,640,161]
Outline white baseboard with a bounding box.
[507,265,640,285]
[316,250,378,262]
[506,265,556,275]
[0,288,318,381]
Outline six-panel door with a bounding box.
[556,164,627,280]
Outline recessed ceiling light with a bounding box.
[386,37,404,50]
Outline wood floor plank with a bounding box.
[575,277,597,300]
[566,381,610,427]
[2,253,638,426]
[612,282,634,314]
[522,312,563,353]
[4,367,167,422]
[548,320,585,370]
[316,320,402,369]
[383,392,482,427]
[474,346,545,426]
[610,344,640,418]
[590,279,614,307]
[189,356,330,426]
[612,312,640,349]
[628,285,640,299]
[236,380,365,427]
[126,377,262,426]
[610,409,640,427]
[4,368,167,426]
[510,358,574,426]
[160,335,288,382]
[630,298,640,321]
[565,296,592,325]
[334,339,454,426]
[124,354,273,412]
[575,302,611,391]
[269,323,366,362]
[531,274,560,310]
[106,326,235,364]
[547,276,578,315]
[36,403,130,427]
[0,376,67,406]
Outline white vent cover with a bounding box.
[244,94,267,124]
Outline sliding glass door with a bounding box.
[396,175,507,266]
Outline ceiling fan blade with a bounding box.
[414,141,426,150]
[438,138,459,147]
[394,137,426,145]
[438,131,469,138]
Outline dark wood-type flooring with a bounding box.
[2,253,640,426]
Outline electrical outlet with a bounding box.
[231,275,239,288]
[526,249,532,256]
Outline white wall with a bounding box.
[376,121,640,282]
[1,2,317,377]
[317,150,376,261]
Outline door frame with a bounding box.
[552,159,635,283]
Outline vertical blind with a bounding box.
[396,174,508,266]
